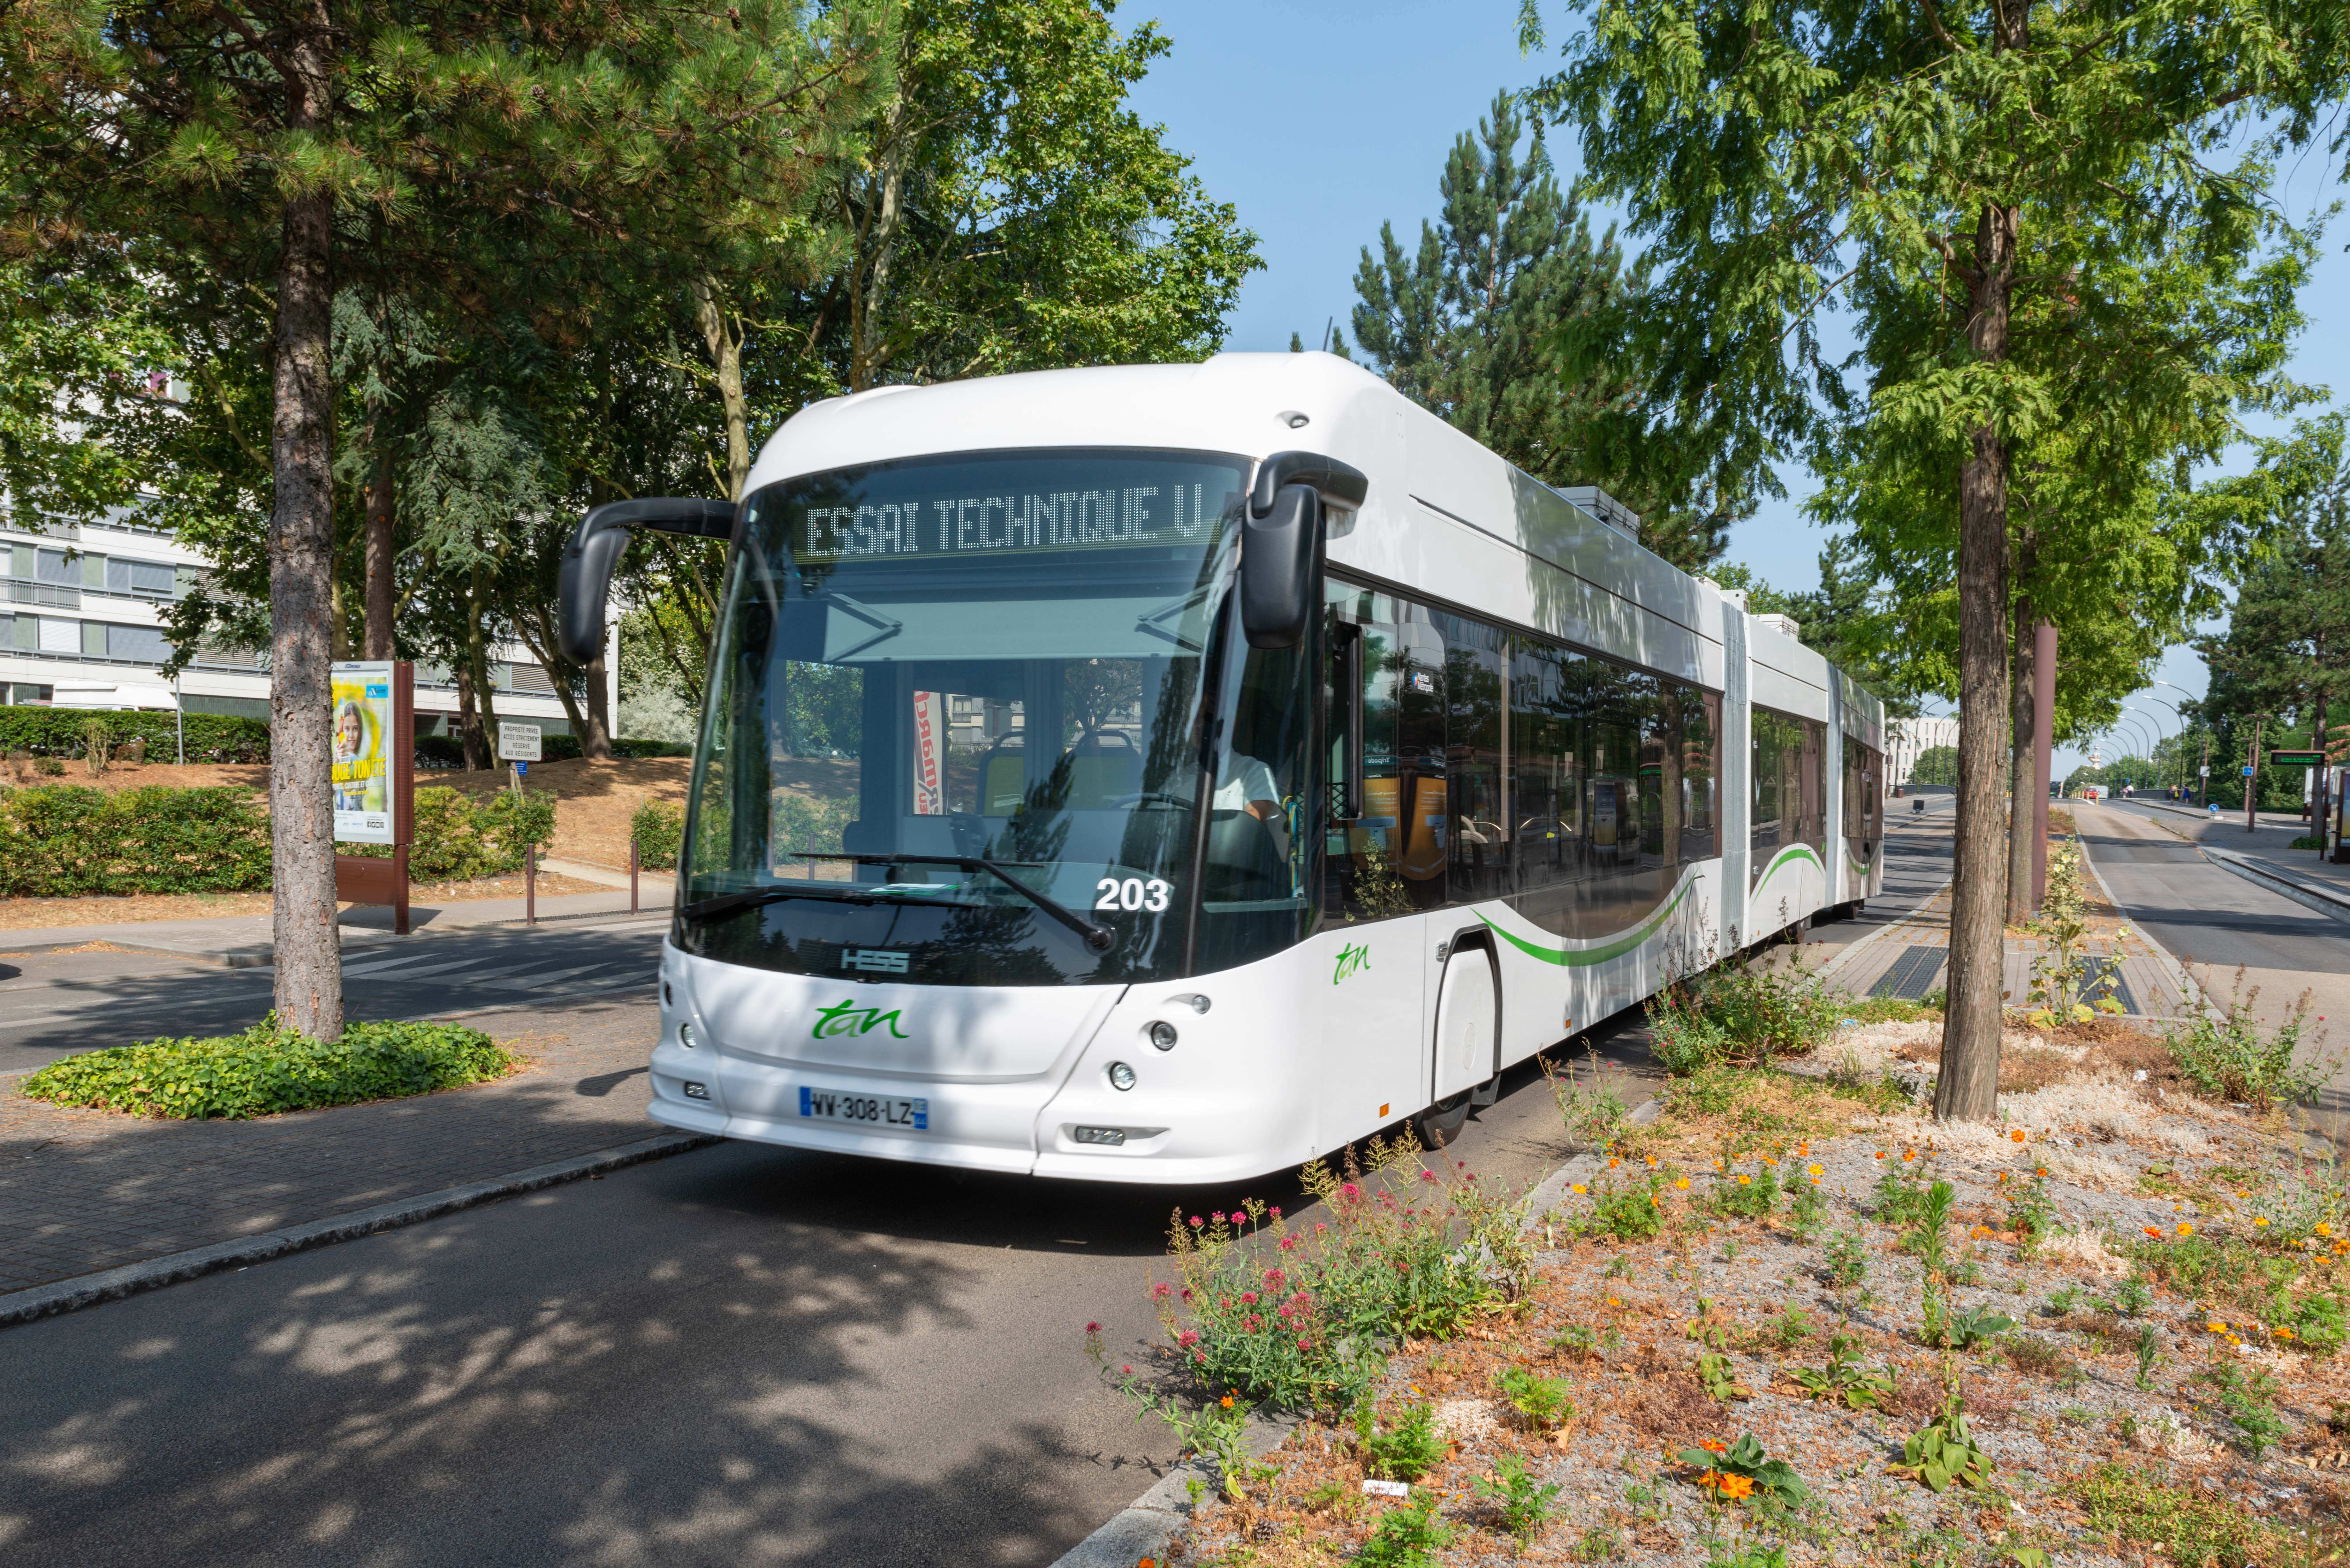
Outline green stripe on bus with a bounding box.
[1755,843,1824,883]
[1474,873,1697,968]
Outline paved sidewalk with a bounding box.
[0,996,666,1295]
[0,884,675,966]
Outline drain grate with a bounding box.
[2071,957,2139,1016]
[1869,944,1947,1001]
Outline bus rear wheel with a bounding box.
[1415,1091,1472,1149]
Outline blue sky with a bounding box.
[1125,0,2348,775]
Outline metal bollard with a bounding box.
[630,836,640,915]
[526,841,537,925]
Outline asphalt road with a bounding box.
[0,917,671,1074]
[0,837,1963,1566]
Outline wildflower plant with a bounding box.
[1356,1486,1454,1567]
[2167,973,2339,1110]
[1475,1452,1563,1546]
[1353,1399,1448,1481]
[1150,1139,1532,1409]
[1892,1383,1995,1494]
[1674,1431,1809,1517]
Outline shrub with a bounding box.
[1573,1171,1672,1240]
[1354,1400,1448,1481]
[1148,1146,1533,1409]
[1357,1487,1453,1567]
[632,798,686,869]
[0,785,271,897]
[21,1014,514,1119]
[344,785,557,881]
[1645,952,1842,1073]
[1475,1452,1562,1545]
[0,707,269,762]
[2167,981,2337,1108]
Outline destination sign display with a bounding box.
[2271,749,2325,768]
[776,453,1247,565]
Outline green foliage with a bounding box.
[1575,1172,1672,1240]
[1675,1431,1808,1516]
[2168,983,2337,1109]
[1694,1351,1746,1402]
[1823,1231,1869,1291]
[0,707,268,762]
[1475,1452,1563,1547]
[631,798,686,870]
[344,786,558,882]
[1908,746,1958,787]
[1495,1366,1578,1430]
[1357,1486,1454,1568]
[2290,1291,2348,1356]
[1872,1157,1934,1227]
[1156,1154,1534,1410]
[1892,1388,1994,1493]
[21,1014,513,1120]
[2079,1462,2295,1568]
[1710,1159,1781,1219]
[2006,1169,2057,1256]
[1354,1401,1448,1482]
[1944,1305,2016,1351]
[1790,1334,1896,1410]
[1787,1174,1828,1240]
[0,784,269,897]
[1647,954,1843,1075]
[2195,1361,2288,1458]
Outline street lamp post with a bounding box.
[2125,703,2178,796]
[2150,681,2206,806]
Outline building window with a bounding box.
[37,616,77,654]
[106,623,174,663]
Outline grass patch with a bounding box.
[21,1014,516,1119]
[2078,1462,2341,1566]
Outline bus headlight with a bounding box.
[1107,1061,1137,1091]
[1148,1021,1178,1052]
[678,1022,696,1050]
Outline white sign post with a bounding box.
[497,721,545,923]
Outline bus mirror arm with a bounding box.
[1241,482,1321,649]
[557,498,735,666]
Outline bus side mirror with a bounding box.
[557,498,735,666]
[1241,482,1321,649]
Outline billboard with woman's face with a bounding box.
[331,661,398,843]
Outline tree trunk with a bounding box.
[848,92,913,394]
[456,657,490,771]
[1937,197,2019,1126]
[268,3,342,1041]
[466,561,501,767]
[582,646,614,758]
[2006,591,2035,923]
[691,276,753,501]
[363,447,395,659]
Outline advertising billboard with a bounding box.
[331,660,401,845]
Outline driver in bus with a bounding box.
[1215,750,1291,860]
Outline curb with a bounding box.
[1047,1092,1668,1568]
[2201,844,2350,927]
[0,1130,719,1331]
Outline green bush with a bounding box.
[0,707,268,761]
[345,785,558,881]
[21,1014,515,1119]
[0,784,271,896]
[2168,985,2337,1109]
[631,798,685,869]
[1645,953,1843,1073]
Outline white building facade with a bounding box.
[0,509,580,737]
[1886,714,1961,787]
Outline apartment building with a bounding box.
[0,509,585,737]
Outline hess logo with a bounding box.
[812,999,911,1041]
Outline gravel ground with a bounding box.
[1164,1027,2350,1567]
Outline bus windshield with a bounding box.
[677,447,1259,986]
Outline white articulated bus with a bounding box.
[558,353,1884,1185]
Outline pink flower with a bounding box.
[1263,1268,1285,1286]
[1152,1283,1172,1300]
[1188,1216,1202,1227]
[1179,1287,1192,1302]
[1315,1222,1328,1234]
[1298,1337,1311,1350]
[1121,1364,1133,1375]
[1421,1170,1438,1182]
[1194,1351,1206,1364]
[1269,1206,1283,1218]
[1211,1211,1226,1224]
[1085,1321,1101,1333]
[1176,1329,1200,1347]
[1240,1292,1259,1305]
[1278,1236,1298,1251]
[1341,1182,1361,1199]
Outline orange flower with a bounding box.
[1676,1177,1691,1190]
[1610,1157,1621,1168]
[1708,1473,1756,1500]
[1699,1438,1727,1453]
[1738,1174,1753,1186]
[2177,1223,2195,1237]
[1808,1164,1823,1176]
[2144,1226,2163,1239]
[1220,1395,1234,1409]
[1902,1150,1916,1162]
[1875,1151,1887,1160]
[2010,1129,2027,1143]
[2320,1223,2335,1238]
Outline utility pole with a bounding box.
[2245,713,2263,832]
[2029,622,2055,908]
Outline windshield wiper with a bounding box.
[793,851,1115,951]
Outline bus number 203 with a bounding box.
[1095,878,1172,912]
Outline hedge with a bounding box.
[343,785,557,882]
[0,708,269,762]
[631,798,685,869]
[0,781,558,895]
[0,784,271,897]
[21,1015,516,1119]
